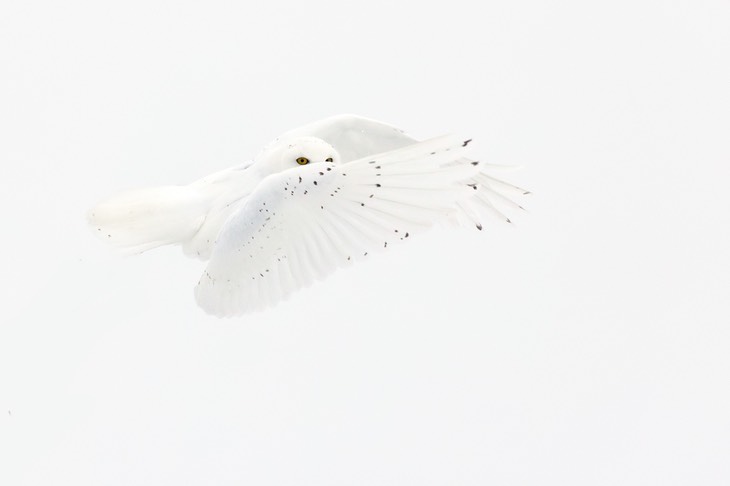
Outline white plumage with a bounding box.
[89,115,527,316]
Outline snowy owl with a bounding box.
[89,115,526,317]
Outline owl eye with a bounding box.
[296,157,309,165]
[325,157,333,162]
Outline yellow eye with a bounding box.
[325,157,333,162]
[296,157,309,165]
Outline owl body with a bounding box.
[89,115,525,316]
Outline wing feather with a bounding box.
[195,135,479,316]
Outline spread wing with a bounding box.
[194,135,478,317]
[278,114,529,228]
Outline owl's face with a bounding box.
[270,137,341,172]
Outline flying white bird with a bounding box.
[89,115,527,317]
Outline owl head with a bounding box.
[259,136,341,174]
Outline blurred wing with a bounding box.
[276,114,418,162]
[195,135,478,317]
[88,161,261,260]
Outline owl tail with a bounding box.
[88,185,207,255]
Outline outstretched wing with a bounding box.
[277,114,529,229]
[195,135,478,317]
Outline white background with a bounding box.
[1,1,729,484]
